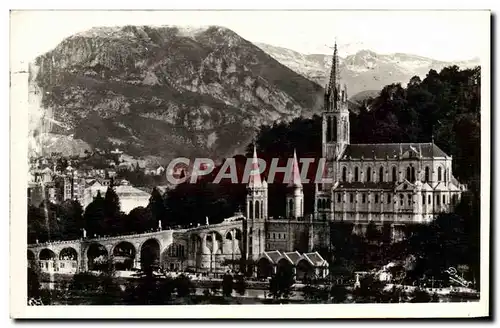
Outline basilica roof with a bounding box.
[334,182,396,190]
[339,143,449,160]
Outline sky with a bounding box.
[10,10,489,70]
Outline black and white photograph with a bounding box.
[9,9,490,318]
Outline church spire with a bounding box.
[328,40,340,94]
[288,149,302,188]
[248,145,262,188]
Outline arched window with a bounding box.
[445,168,448,183]
[392,166,397,182]
[379,166,384,182]
[438,167,442,182]
[399,194,404,206]
[354,167,359,182]
[425,166,430,182]
[332,117,337,142]
[343,120,348,142]
[288,199,294,216]
[406,167,411,181]
[407,194,412,206]
[366,167,372,182]
[255,200,260,219]
[337,193,341,203]
[342,167,347,182]
[326,117,332,142]
[422,194,425,204]
[249,201,253,219]
[411,167,416,183]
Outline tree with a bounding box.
[148,187,167,228]
[27,267,41,299]
[365,221,382,244]
[329,285,348,303]
[104,186,122,233]
[59,199,84,240]
[84,191,106,237]
[125,206,154,234]
[222,273,234,297]
[268,267,295,302]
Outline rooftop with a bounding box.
[340,143,449,160]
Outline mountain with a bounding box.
[29,25,324,161]
[255,42,480,96]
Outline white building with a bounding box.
[83,179,151,214]
[314,42,467,239]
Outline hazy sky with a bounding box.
[11,10,489,69]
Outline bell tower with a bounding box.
[322,41,350,163]
[246,146,267,260]
[316,41,349,221]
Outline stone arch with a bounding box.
[190,234,202,254]
[249,200,254,219]
[332,116,337,142]
[59,247,78,261]
[343,119,348,142]
[234,229,242,241]
[112,241,136,271]
[326,116,332,142]
[190,234,203,269]
[161,243,186,271]
[296,259,314,282]
[206,231,223,254]
[276,258,294,277]
[140,238,161,270]
[257,257,273,279]
[225,230,233,241]
[255,200,260,219]
[39,248,56,260]
[87,243,108,271]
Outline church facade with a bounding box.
[244,42,467,257]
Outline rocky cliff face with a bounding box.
[30,25,323,161]
[256,42,480,97]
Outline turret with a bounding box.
[286,149,304,219]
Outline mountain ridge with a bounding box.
[255,42,480,96]
[29,25,324,161]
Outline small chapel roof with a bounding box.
[284,251,303,265]
[339,143,449,160]
[303,252,328,267]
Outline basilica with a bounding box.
[243,42,467,258]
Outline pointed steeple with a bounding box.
[248,145,262,188]
[328,40,340,95]
[288,149,302,188]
